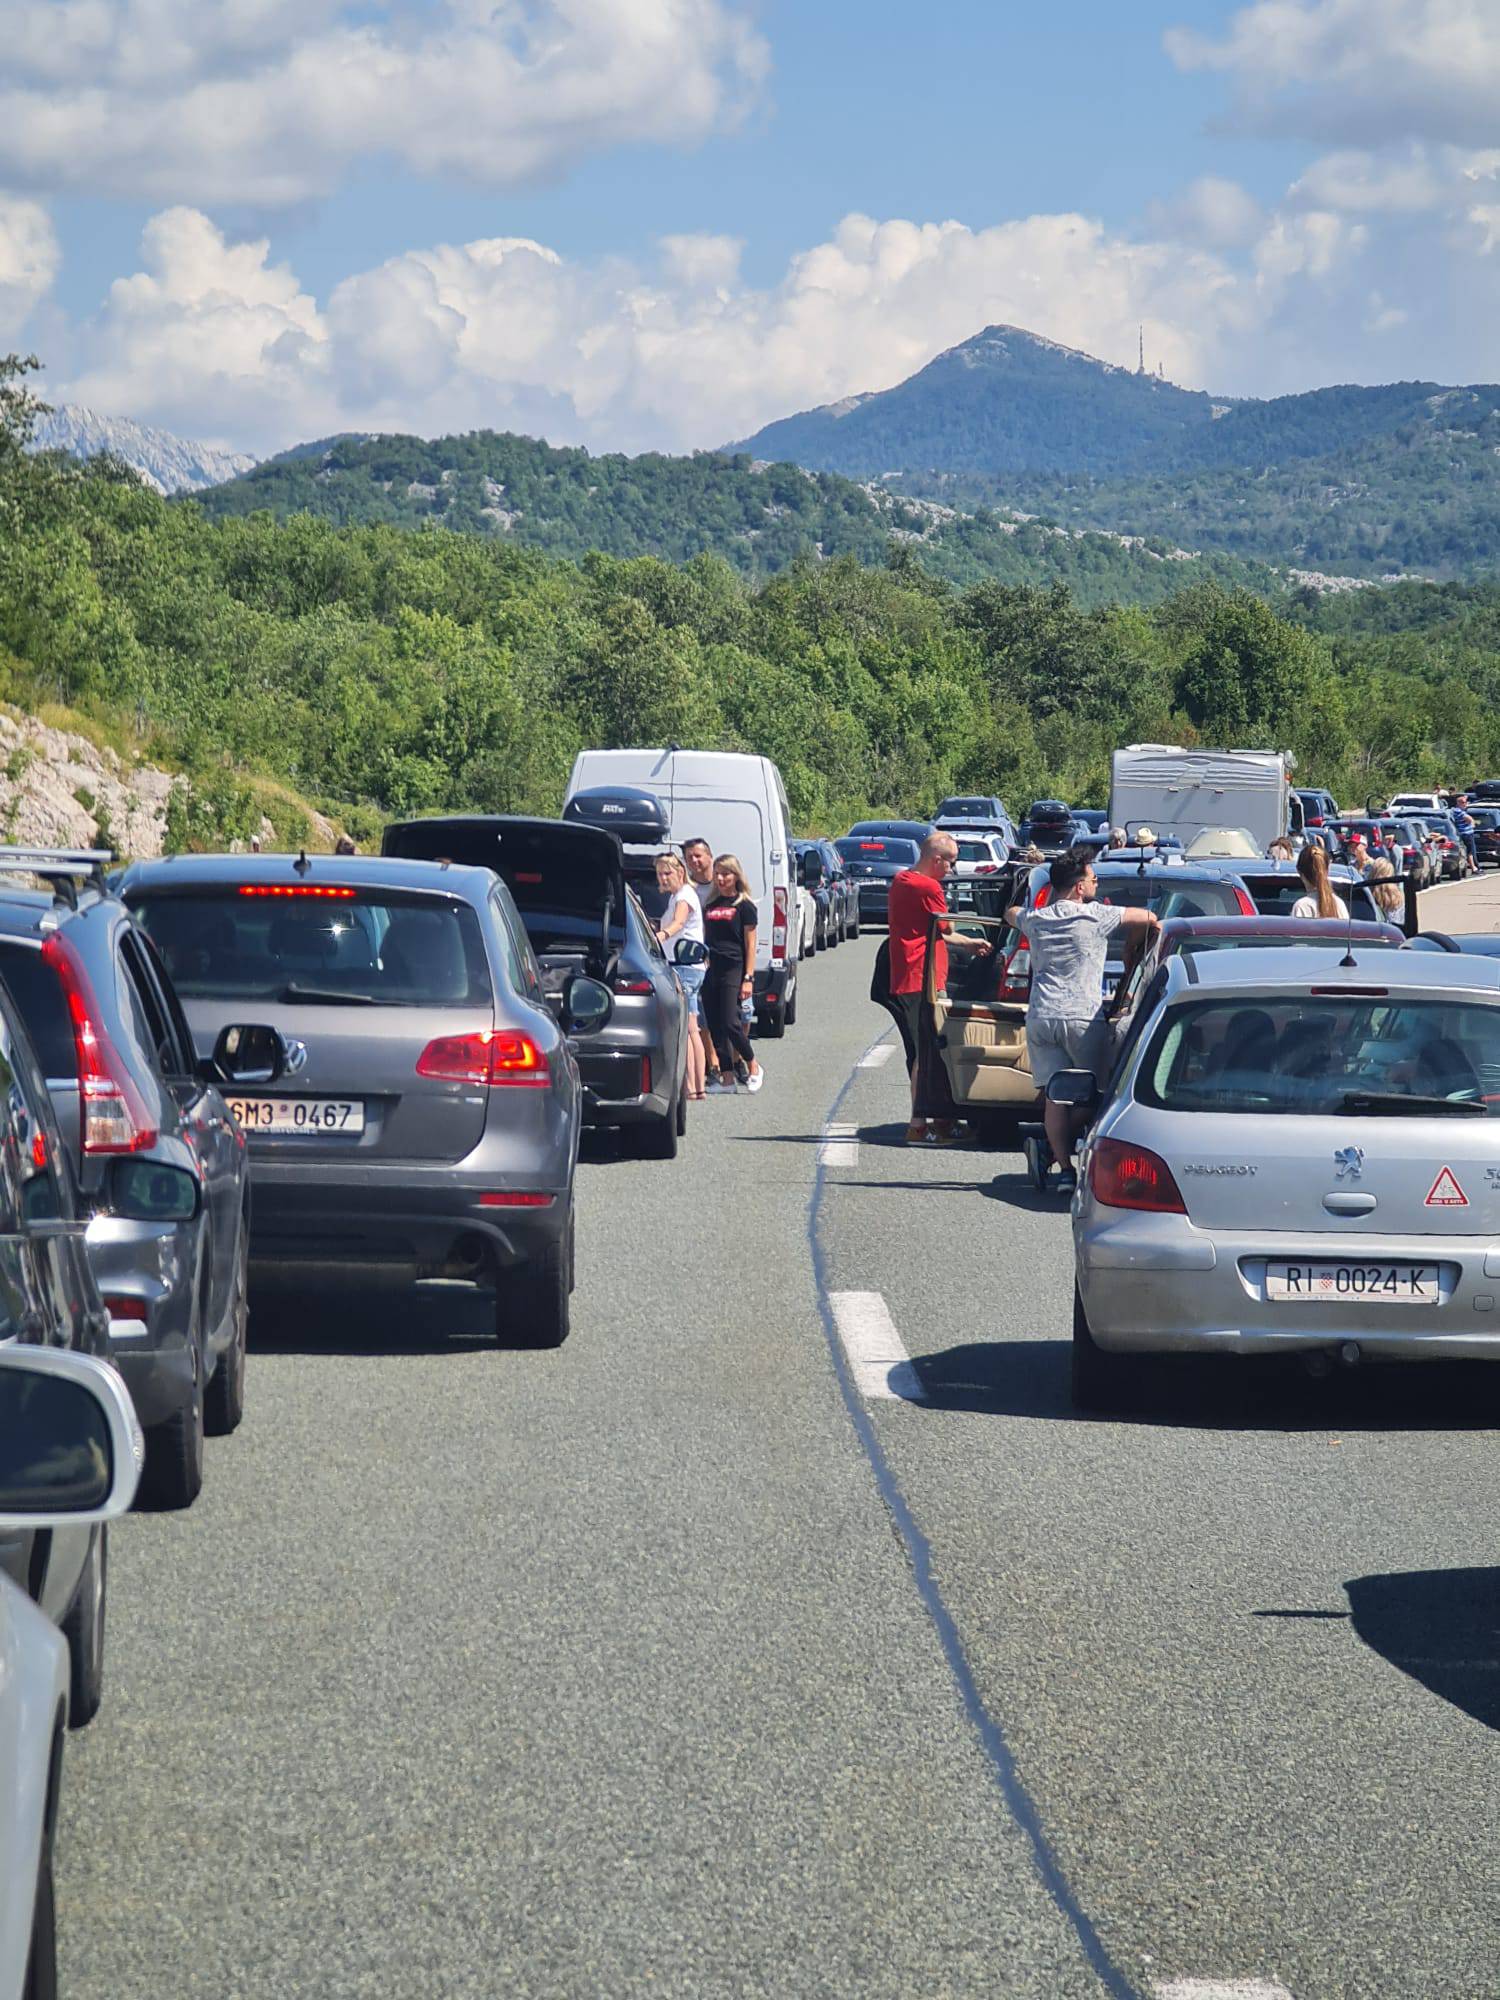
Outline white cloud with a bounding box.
[1146,176,1264,248]
[0,0,768,204]
[1166,0,1500,147]
[50,199,1395,457]
[0,194,58,337]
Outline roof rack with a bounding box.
[0,846,115,910]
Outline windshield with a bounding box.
[1138,995,1500,1116]
[1091,878,1246,921]
[130,889,494,1007]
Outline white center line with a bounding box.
[819,1121,860,1168]
[857,1042,897,1068]
[1155,1981,1296,2000]
[829,1291,927,1402]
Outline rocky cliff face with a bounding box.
[29,406,258,496]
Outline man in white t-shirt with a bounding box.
[1026,851,1158,1192]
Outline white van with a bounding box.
[564,748,802,1036]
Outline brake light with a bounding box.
[997,945,1031,1001]
[1233,886,1257,915]
[477,1191,555,1208]
[103,1295,148,1321]
[42,935,157,1155]
[1090,1138,1186,1214]
[772,885,788,962]
[416,1031,549,1087]
[859,842,884,851]
[613,977,652,995]
[1308,815,1324,827]
[237,885,356,898]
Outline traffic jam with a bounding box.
[7,739,1500,1992]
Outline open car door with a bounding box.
[915,904,1037,1129]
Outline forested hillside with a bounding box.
[5,357,1500,852]
[734,326,1500,578]
[193,425,1286,607]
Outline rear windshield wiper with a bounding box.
[278,984,379,1006]
[1338,1090,1487,1117]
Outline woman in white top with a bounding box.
[1291,841,1348,920]
[656,852,708,1100]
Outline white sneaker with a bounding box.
[745,1068,764,1093]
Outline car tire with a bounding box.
[826,909,840,950]
[784,980,798,1027]
[1071,1285,1130,1413]
[637,1082,681,1159]
[60,1527,105,1730]
[846,907,859,940]
[23,1813,57,2000]
[140,1342,205,1510]
[205,1230,248,1438]
[503,1229,570,1348]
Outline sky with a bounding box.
[1,0,1498,457]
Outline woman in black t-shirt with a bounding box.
[702,854,764,1094]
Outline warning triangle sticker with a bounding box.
[1425,1166,1469,1208]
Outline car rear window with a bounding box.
[1176,933,1399,955]
[0,942,74,1075]
[1234,874,1382,920]
[1093,878,1246,921]
[835,838,919,866]
[954,840,995,864]
[129,890,494,1007]
[1138,996,1500,1115]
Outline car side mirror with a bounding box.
[105,1157,201,1224]
[673,938,709,967]
[209,1023,290,1086]
[1045,1069,1100,1108]
[562,973,613,1035]
[0,1345,142,1526]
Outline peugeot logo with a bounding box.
[1334,1145,1364,1181]
[284,1038,309,1075]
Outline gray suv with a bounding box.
[0,851,251,1509]
[119,852,611,1348]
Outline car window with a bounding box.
[0,1008,38,1236]
[120,930,193,1081]
[0,942,74,1076]
[131,889,494,1007]
[131,930,201,1079]
[1138,995,1500,1115]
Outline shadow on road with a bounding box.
[249,1274,494,1356]
[906,1338,1500,1433]
[1344,1568,1500,1733]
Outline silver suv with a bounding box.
[118,852,611,1348]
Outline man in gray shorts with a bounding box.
[1025,850,1158,1192]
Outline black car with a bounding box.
[0,850,252,1511]
[834,835,920,926]
[1470,807,1500,866]
[1019,800,1073,850]
[794,840,857,951]
[382,812,691,1158]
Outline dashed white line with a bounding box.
[819,1121,860,1168]
[1155,1981,1295,1999]
[857,1042,898,1068]
[829,1291,927,1402]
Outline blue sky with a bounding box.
[3,0,1498,454]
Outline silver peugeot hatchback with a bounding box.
[1065,946,1500,1407]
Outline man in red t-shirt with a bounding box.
[887,831,991,1146]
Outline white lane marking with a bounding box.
[857,1042,897,1068]
[819,1121,860,1168]
[1155,1982,1295,1999]
[830,1291,927,1402]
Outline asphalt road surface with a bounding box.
[59,895,1500,2000]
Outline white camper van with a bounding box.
[564,749,802,1037]
[1109,744,1292,855]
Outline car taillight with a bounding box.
[1233,887,1257,915]
[976,864,998,875]
[613,977,652,995]
[997,946,1031,1001]
[772,885,788,961]
[416,1031,549,1087]
[42,934,157,1155]
[477,1191,555,1208]
[1308,815,1324,827]
[1090,1138,1186,1214]
[103,1294,148,1321]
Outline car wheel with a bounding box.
[23,1809,57,2000]
[60,1526,106,1729]
[846,906,859,940]
[140,1340,205,1510]
[784,980,798,1027]
[502,1230,570,1348]
[205,1230,248,1437]
[636,1079,681,1159]
[1071,1285,1131,1413]
[826,908,840,950]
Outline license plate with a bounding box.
[227,1097,365,1135]
[1266,1261,1439,1304]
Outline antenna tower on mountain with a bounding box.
[1138,326,1145,376]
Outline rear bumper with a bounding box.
[86,1218,198,1430]
[574,1043,671,1124]
[755,964,792,1007]
[1075,1210,1500,1359]
[245,1158,570,1275]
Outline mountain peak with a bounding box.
[28,404,259,495]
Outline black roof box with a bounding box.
[563,785,671,848]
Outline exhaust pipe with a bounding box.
[432,1233,490,1282]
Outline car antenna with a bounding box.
[293,848,311,877]
[1340,859,1359,967]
